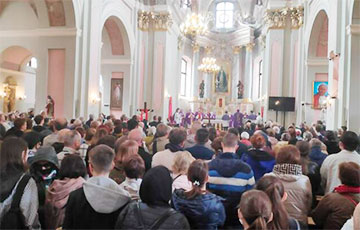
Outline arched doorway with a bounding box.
[100,16,131,117]
[0,0,78,118]
[305,10,329,124]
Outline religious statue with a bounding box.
[199,80,205,98]
[215,67,228,93]
[3,86,15,113]
[46,95,55,118]
[237,80,244,99]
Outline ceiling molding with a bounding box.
[0,27,80,38]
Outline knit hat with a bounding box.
[28,146,59,168]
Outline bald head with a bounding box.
[54,118,68,131]
[58,129,70,143]
[128,128,143,146]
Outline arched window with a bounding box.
[26,57,37,69]
[180,58,187,96]
[216,2,234,29]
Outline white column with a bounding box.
[232,46,241,99]
[191,46,200,98]
[204,73,212,98]
[244,43,254,99]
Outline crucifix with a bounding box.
[137,102,153,121]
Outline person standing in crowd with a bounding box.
[22,131,42,160]
[324,130,341,154]
[321,131,360,194]
[237,190,274,230]
[44,155,86,229]
[265,145,312,225]
[57,130,81,165]
[221,111,230,131]
[110,140,138,184]
[127,128,152,171]
[152,128,188,171]
[43,118,68,147]
[312,162,360,229]
[150,123,170,155]
[63,145,130,229]
[174,108,183,127]
[171,151,195,191]
[207,133,255,228]
[32,115,46,133]
[148,115,158,127]
[186,128,215,160]
[309,138,328,167]
[241,133,275,181]
[4,118,27,138]
[256,175,303,229]
[119,154,145,200]
[115,166,190,229]
[0,137,40,229]
[172,160,226,229]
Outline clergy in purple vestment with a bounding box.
[184,110,193,128]
[233,109,244,128]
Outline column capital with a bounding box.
[138,10,173,31]
[264,6,303,30]
[192,42,200,53]
[204,46,214,55]
[232,46,243,54]
[246,43,255,52]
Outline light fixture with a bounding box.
[198,57,220,73]
[180,13,208,38]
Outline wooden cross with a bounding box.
[137,102,153,121]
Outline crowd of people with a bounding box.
[0,110,360,230]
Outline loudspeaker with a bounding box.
[268,97,295,112]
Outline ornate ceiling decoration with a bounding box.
[138,10,173,31]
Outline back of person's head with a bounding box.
[53,118,68,131]
[250,133,266,149]
[158,116,162,122]
[208,128,217,142]
[195,128,209,145]
[222,133,238,148]
[238,190,273,230]
[128,128,143,145]
[34,115,44,125]
[339,162,360,187]
[255,176,289,230]
[185,160,208,199]
[156,123,168,137]
[315,124,323,133]
[303,131,313,142]
[14,118,26,130]
[276,145,301,165]
[26,118,33,130]
[85,128,96,142]
[309,138,322,148]
[281,133,290,141]
[88,144,115,174]
[115,140,138,164]
[266,128,275,137]
[296,141,310,157]
[0,137,28,173]
[63,130,81,148]
[123,154,145,179]
[97,135,116,149]
[127,119,139,131]
[22,131,41,149]
[140,166,172,206]
[91,128,108,145]
[90,120,100,129]
[211,137,223,154]
[241,132,250,140]
[172,151,195,175]
[228,128,239,136]
[340,131,360,151]
[168,128,187,145]
[59,154,87,179]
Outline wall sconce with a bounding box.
[18,95,27,100]
[329,51,340,61]
[91,94,101,104]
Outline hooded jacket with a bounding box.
[266,165,312,224]
[172,189,225,229]
[63,176,130,229]
[241,148,276,181]
[115,166,190,229]
[44,177,84,229]
[309,146,328,167]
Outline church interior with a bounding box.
[0,0,359,131]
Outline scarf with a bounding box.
[165,143,184,153]
[334,185,360,194]
[273,163,302,176]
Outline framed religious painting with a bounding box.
[312,81,329,109]
[213,61,231,95]
[110,78,123,110]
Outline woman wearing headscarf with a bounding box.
[115,166,190,229]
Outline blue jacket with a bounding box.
[241,149,275,181]
[309,146,327,167]
[172,189,225,229]
[186,145,214,160]
[207,152,255,227]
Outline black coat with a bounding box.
[63,188,129,229]
[115,201,190,229]
[138,146,152,171]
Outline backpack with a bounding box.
[0,174,32,229]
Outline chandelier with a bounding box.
[180,13,208,37]
[198,57,220,73]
